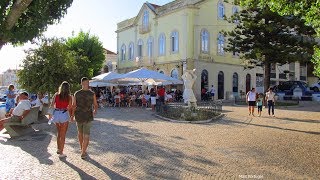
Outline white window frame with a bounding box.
[218,1,225,19]
[217,34,225,55]
[201,29,210,53]
[143,10,149,29]
[171,31,179,53]
[147,36,153,59]
[128,42,134,60]
[137,39,143,57]
[121,44,126,61]
[158,33,166,56]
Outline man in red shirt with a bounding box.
[157,86,165,103]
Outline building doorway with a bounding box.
[218,71,224,99]
[246,74,251,93]
[201,69,209,91]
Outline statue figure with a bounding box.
[181,69,197,107]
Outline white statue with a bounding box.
[181,69,197,107]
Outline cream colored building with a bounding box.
[2,69,19,88]
[102,49,118,73]
[116,0,309,100]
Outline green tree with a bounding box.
[66,31,105,79]
[18,38,79,95]
[224,3,316,91]
[0,0,73,50]
[240,0,320,77]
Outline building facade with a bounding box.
[116,0,308,100]
[102,49,118,73]
[2,69,19,88]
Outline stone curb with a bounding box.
[153,113,225,124]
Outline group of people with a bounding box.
[201,85,216,101]
[246,87,276,117]
[0,77,98,160]
[94,85,184,110]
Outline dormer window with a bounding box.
[143,10,149,29]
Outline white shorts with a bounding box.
[151,97,156,105]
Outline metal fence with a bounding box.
[155,101,223,121]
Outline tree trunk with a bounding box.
[264,61,271,93]
[0,40,5,50]
[5,0,33,30]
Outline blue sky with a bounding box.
[0,0,172,73]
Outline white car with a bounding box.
[310,81,320,92]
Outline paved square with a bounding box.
[0,102,319,179]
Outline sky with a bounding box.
[0,0,172,73]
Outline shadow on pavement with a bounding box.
[61,159,96,180]
[223,118,320,135]
[3,132,53,165]
[63,108,219,179]
[85,156,129,180]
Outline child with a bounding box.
[256,94,264,117]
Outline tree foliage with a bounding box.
[224,2,317,90]
[0,0,73,50]
[18,38,79,94]
[66,31,105,79]
[240,0,320,77]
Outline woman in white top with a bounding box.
[265,87,276,116]
[246,88,257,116]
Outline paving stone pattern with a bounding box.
[0,102,319,179]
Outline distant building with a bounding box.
[2,69,19,89]
[0,74,3,86]
[102,49,118,73]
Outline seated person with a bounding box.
[0,92,31,131]
[166,92,173,102]
[34,92,49,113]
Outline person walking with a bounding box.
[49,81,73,158]
[246,88,257,116]
[256,93,264,117]
[5,84,16,116]
[265,87,276,117]
[73,77,98,159]
[210,85,216,101]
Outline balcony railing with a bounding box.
[139,24,151,34]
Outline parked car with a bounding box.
[273,81,309,94]
[0,95,6,102]
[310,81,320,92]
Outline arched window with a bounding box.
[218,71,224,99]
[218,1,225,19]
[233,73,239,93]
[201,69,209,91]
[137,39,143,57]
[128,42,134,60]
[217,33,225,55]
[171,69,179,79]
[121,44,126,61]
[143,10,149,29]
[232,6,239,23]
[201,29,209,53]
[158,33,166,56]
[171,31,179,53]
[147,37,153,59]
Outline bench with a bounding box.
[2,106,40,138]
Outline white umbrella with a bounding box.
[92,72,122,81]
[89,81,115,87]
[107,67,183,85]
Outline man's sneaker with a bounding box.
[59,154,67,158]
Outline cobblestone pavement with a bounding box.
[0,102,319,179]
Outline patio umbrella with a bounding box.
[107,67,183,85]
[89,81,115,87]
[92,72,122,81]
